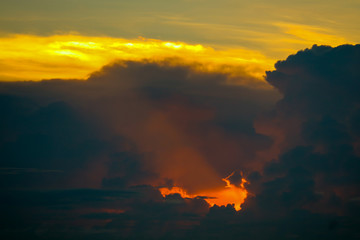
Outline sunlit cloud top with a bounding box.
[0,34,275,87]
[1,0,358,87]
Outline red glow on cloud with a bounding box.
[159,172,248,211]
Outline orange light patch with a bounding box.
[159,172,248,211]
[159,187,195,199]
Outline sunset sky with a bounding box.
[1,1,360,240]
[1,0,359,81]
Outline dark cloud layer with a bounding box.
[1,45,360,239]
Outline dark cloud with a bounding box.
[238,44,360,239]
[1,44,360,239]
[0,59,278,239]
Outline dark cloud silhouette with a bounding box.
[0,59,278,239]
[238,44,360,239]
[1,44,360,239]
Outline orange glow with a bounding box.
[159,172,248,211]
[0,34,273,87]
[159,187,195,199]
[205,172,248,211]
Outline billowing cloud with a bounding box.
[0,59,278,239]
[1,44,360,239]
[238,44,360,239]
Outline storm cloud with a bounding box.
[1,45,360,239]
[240,44,360,239]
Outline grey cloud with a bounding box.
[2,44,360,239]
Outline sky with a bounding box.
[0,1,360,240]
[1,0,359,81]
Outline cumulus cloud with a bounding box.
[0,59,278,239]
[1,44,360,239]
[239,44,360,239]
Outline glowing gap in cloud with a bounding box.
[159,172,248,211]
